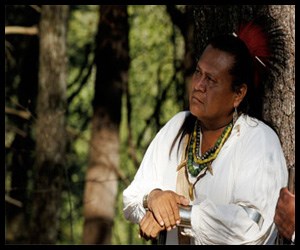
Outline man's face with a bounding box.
[189,45,237,127]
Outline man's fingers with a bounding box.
[175,193,189,205]
[180,195,190,206]
[160,204,172,230]
[139,211,164,241]
[148,190,189,229]
[169,200,180,225]
[151,206,165,226]
[153,203,174,230]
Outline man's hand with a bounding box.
[147,189,189,231]
[274,187,295,240]
[139,210,165,241]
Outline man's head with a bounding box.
[189,37,248,129]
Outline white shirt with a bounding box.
[123,111,288,245]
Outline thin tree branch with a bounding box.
[5,125,27,138]
[5,106,31,120]
[68,43,94,89]
[30,5,41,13]
[124,65,140,169]
[5,195,23,207]
[5,26,38,36]
[67,63,94,105]
[136,64,175,149]
[166,5,187,36]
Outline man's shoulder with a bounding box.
[165,111,190,126]
[157,111,190,135]
[239,114,280,143]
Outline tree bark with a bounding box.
[29,5,69,244]
[263,5,295,172]
[82,5,129,244]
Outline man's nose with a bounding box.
[194,76,206,92]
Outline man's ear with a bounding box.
[234,83,247,108]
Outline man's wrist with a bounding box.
[142,194,149,210]
[143,189,162,211]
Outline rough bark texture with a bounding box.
[82,5,129,244]
[263,5,295,170]
[29,5,69,244]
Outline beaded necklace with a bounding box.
[184,120,233,200]
[187,120,233,177]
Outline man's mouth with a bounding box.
[191,95,203,104]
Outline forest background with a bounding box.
[5,5,295,245]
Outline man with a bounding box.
[123,23,288,244]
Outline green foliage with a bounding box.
[5,5,185,245]
[113,5,184,245]
[127,5,184,148]
[56,5,99,244]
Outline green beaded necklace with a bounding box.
[187,120,233,177]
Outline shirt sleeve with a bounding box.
[188,122,288,244]
[122,128,165,224]
[122,112,187,224]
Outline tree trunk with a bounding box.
[82,5,129,244]
[263,5,295,175]
[29,5,69,244]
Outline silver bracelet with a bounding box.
[178,205,192,228]
[142,194,149,210]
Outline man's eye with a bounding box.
[207,76,216,83]
[194,69,201,75]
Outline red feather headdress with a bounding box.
[233,17,286,88]
[234,21,271,87]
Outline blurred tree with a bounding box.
[82,5,130,244]
[166,5,195,109]
[112,5,185,244]
[28,5,69,243]
[5,5,40,243]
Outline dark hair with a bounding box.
[208,34,257,117]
